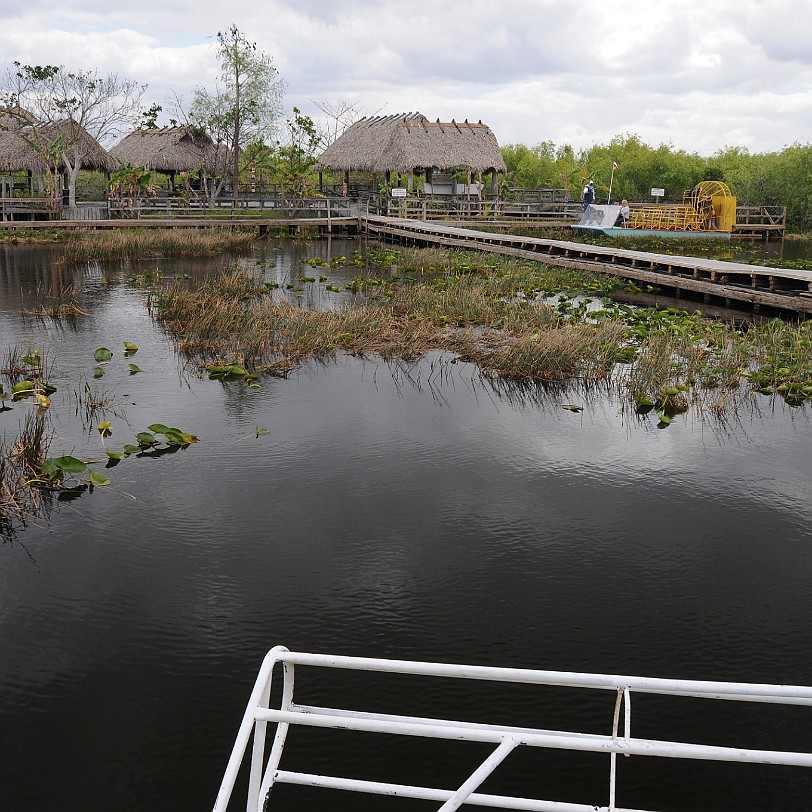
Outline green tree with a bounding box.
[190,25,284,197]
[501,141,569,194]
[275,108,322,196]
[109,163,158,217]
[240,140,277,194]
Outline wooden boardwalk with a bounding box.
[1,209,807,314]
[0,216,358,232]
[362,215,812,315]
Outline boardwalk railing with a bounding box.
[735,204,787,227]
[382,197,582,221]
[106,195,360,220]
[213,646,812,812]
[733,205,787,238]
[0,196,58,221]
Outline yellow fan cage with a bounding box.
[627,180,736,232]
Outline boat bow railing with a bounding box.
[213,646,812,812]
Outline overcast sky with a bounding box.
[2,0,810,155]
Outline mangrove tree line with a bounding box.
[501,134,812,232]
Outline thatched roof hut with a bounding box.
[317,112,507,175]
[110,126,218,175]
[0,117,115,173]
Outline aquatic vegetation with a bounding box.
[2,345,44,379]
[0,410,52,535]
[99,422,199,462]
[148,246,812,423]
[20,283,86,319]
[746,319,812,405]
[74,383,116,424]
[38,455,110,488]
[0,227,67,244]
[0,332,198,535]
[62,228,258,263]
[0,346,57,411]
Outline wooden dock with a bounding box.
[362,215,812,316]
[0,216,359,234]
[1,207,807,315]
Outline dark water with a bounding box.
[1,240,812,812]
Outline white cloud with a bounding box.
[0,0,809,155]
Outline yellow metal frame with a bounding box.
[627,181,736,232]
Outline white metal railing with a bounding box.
[213,646,812,812]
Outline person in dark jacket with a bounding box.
[582,180,595,210]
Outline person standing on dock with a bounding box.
[582,180,595,211]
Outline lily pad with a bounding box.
[88,469,110,487]
[42,455,87,478]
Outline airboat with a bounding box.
[572,180,736,240]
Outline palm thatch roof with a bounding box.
[317,113,507,174]
[0,118,115,173]
[110,126,218,174]
[0,105,38,132]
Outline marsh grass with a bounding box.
[0,410,52,536]
[1,346,33,379]
[152,256,634,385]
[20,283,87,318]
[63,228,258,263]
[74,383,120,426]
[149,247,812,419]
[1,344,52,384]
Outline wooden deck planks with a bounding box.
[362,216,812,315]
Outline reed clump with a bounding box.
[63,228,258,263]
[471,321,630,381]
[20,283,87,318]
[0,411,52,536]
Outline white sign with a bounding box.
[391,187,407,198]
[651,188,665,197]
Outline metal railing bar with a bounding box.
[251,660,296,812]
[271,650,812,703]
[214,648,812,812]
[254,708,812,768]
[437,738,519,812]
[609,689,623,811]
[289,703,603,741]
[272,770,654,812]
[214,651,280,812]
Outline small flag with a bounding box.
[612,161,619,170]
